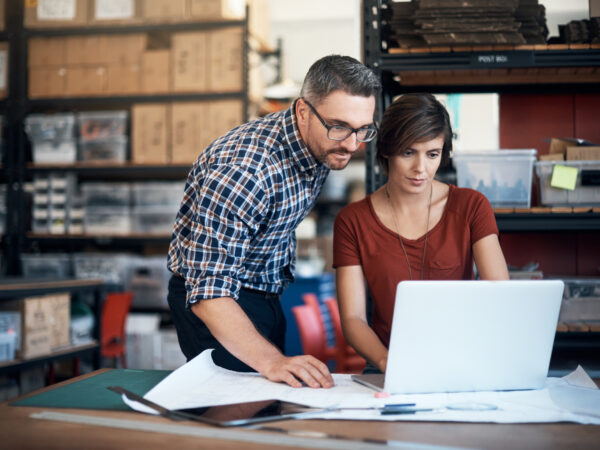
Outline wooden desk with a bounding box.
[2,370,599,450]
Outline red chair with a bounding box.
[301,293,337,363]
[101,292,134,368]
[291,305,336,366]
[324,297,366,373]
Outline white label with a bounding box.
[37,0,76,20]
[95,0,134,20]
[0,51,6,90]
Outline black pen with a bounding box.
[381,406,434,415]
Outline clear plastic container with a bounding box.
[73,253,133,286]
[131,206,176,234]
[535,160,600,206]
[25,113,76,141]
[31,139,77,163]
[81,183,131,208]
[77,110,127,141]
[21,253,72,279]
[83,206,131,235]
[79,137,128,162]
[453,149,537,208]
[131,182,185,208]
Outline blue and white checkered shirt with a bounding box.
[168,101,330,305]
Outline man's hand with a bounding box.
[192,297,334,388]
[260,354,334,389]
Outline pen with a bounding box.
[380,406,434,415]
[384,403,416,408]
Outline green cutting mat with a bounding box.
[11,369,171,410]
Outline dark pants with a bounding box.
[167,274,286,372]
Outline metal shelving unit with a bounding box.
[2,2,250,275]
[362,0,600,235]
[0,278,104,375]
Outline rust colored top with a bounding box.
[333,184,498,347]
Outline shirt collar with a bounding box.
[282,99,324,175]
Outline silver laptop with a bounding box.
[352,280,564,394]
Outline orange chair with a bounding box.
[101,291,134,368]
[324,297,366,373]
[301,293,337,363]
[291,305,336,366]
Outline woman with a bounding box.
[333,93,509,374]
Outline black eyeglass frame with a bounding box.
[302,98,378,143]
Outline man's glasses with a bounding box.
[303,98,378,143]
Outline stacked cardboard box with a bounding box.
[28,27,243,98]
[24,0,244,28]
[132,99,243,165]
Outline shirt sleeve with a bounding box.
[183,164,269,304]
[333,205,362,268]
[468,190,499,244]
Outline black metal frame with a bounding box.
[0,278,105,375]
[1,3,251,275]
[362,0,600,234]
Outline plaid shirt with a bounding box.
[168,101,330,305]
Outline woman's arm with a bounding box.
[336,265,389,372]
[473,234,510,280]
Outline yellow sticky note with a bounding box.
[550,165,578,191]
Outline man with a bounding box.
[167,54,380,388]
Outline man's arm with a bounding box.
[191,297,334,388]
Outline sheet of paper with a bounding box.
[550,165,578,190]
[122,350,600,424]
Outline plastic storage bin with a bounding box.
[79,137,127,162]
[131,206,177,234]
[84,206,131,234]
[558,278,600,323]
[535,160,600,206]
[25,113,75,141]
[77,111,127,141]
[21,253,72,279]
[132,182,185,208]
[30,140,77,163]
[453,149,537,208]
[73,253,133,286]
[81,183,131,208]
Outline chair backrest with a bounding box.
[101,292,134,353]
[292,304,329,363]
[324,297,366,373]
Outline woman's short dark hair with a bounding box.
[376,93,453,173]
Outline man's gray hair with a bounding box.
[300,55,381,105]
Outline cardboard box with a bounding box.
[209,99,243,139]
[172,32,209,92]
[28,37,68,67]
[65,35,110,66]
[141,0,187,20]
[106,64,141,95]
[24,0,88,28]
[141,50,170,94]
[132,104,169,163]
[0,0,4,31]
[65,66,107,97]
[170,100,243,164]
[89,0,143,26]
[4,296,51,359]
[104,34,146,66]
[189,0,244,20]
[591,0,600,18]
[566,146,600,161]
[29,67,67,98]
[207,27,243,92]
[0,42,8,99]
[539,153,564,161]
[170,102,209,163]
[46,293,70,349]
[247,0,270,49]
